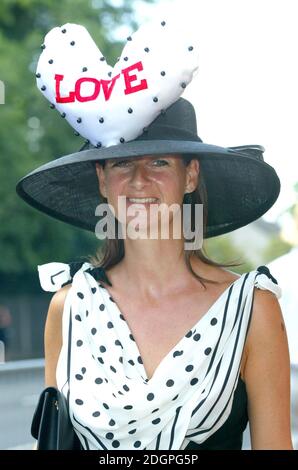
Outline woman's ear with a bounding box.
[95,162,107,199]
[185,158,200,193]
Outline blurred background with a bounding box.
[0,0,297,450]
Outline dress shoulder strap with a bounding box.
[37,261,112,292]
[254,265,282,299]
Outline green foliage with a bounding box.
[0,0,153,278]
[204,234,255,274]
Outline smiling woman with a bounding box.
[16,18,293,451]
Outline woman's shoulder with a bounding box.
[48,283,72,317]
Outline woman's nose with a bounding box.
[129,164,150,188]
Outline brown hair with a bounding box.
[89,156,239,287]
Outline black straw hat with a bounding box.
[16,98,280,238]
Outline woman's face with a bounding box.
[95,154,199,235]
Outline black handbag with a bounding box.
[31,386,81,450]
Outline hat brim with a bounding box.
[16,140,280,238]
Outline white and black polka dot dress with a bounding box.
[38,262,281,450]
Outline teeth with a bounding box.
[128,198,158,203]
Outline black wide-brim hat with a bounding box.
[16,98,280,238]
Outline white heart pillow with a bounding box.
[36,18,199,147]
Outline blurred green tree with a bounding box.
[0,0,153,288]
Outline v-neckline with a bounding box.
[97,273,245,382]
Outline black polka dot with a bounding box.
[204,347,212,355]
[161,21,166,26]
[77,292,84,299]
[76,340,83,347]
[211,318,218,326]
[128,429,136,434]
[185,365,194,372]
[100,345,106,353]
[110,366,117,373]
[124,405,133,410]
[75,374,83,380]
[99,118,104,124]
[160,71,166,76]
[86,310,89,317]
[103,403,109,409]
[70,41,75,46]
[91,287,97,294]
[61,112,66,118]
[128,420,137,424]
[193,334,201,341]
[144,47,150,52]
[75,314,81,321]
[107,322,114,328]
[124,57,128,61]
[129,334,135,342]
[185,330,192,338]
[120,137,125,143]
[118,390,124,395]
[128,360,135,366]
[100,56,105,61]
[48,59,53,64]
[98,357,104,364]
[123,385,130,391]
[128,108,133,114]
[115,340,123,347]
[95,377,103,384]
[188,46,194,51]
[91,328,97,335]
[134,441,141,448]
[153,97,158,103]
[137,356,143,364]
[41,85,46,91]
[190,378,199,386]
[82,67,88,72]
[147,393,154,401]
[75,399,83,405]
[108,72,112,77]
[112,440,120,448]
[105,378,108,383]
[96,142,102,148]
[81,367,86,374]
[181,82,187,89]
[92,411,100,417]
[152,418,161,425]
[127,36,132,41]
[109,419,116,426]
[166,379,174,387]
[119,314,125,321]
[152,408,159,413]
[61,29,66,33]
[77,117,82,123]
[172,394,179,401]
[173,350,183,358]
[41,44,45,50]
[119,356,123,363]
[36,73,41,78]
[106,432,114,439]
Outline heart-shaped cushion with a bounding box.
[36,18,199,148]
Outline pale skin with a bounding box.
[44,154,293,449]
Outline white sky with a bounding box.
[132,0,298,223]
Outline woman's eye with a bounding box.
[112,160,131,167]
[152,159,169,166]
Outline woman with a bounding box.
[17,22,292,450]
